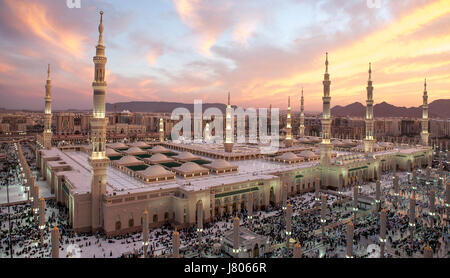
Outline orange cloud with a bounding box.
[3,0,87,58]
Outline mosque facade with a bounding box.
[35,12,432,236]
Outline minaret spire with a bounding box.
[89,11,109,232]
[364,62,375,153]
[224,92,233,152]
[421,78,429,146]
[285,95,293,146]
[42,63,53,149]
[299,87,305,138]
[98,11,104,45]
[320,52,332,188]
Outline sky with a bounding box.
[0,0,449,112]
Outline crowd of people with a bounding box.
[0,140,448,258]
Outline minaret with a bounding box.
[421,79,429,146]
[224,92,234,152]
[88,11,110,232]
[159,117,164,142]
[364,63,375,153]
[43,64,53,149]
[320,53,333,186]
[285,96,293,147]
[299,88,305,138]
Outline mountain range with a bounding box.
[330,99,450,118]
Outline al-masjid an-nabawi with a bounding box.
[33,12,433,238]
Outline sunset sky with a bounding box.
[0,0,449,111]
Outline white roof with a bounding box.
[138,165,172,177]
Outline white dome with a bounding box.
[118,155,141,164]
[147,153,170,163]
[139,165,171,177]
[178,162,205,172]
[210,159,232,169]
[277,152,299,160]
[176,152,197,160]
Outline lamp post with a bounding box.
[353,185,358,224]
[379,209,386,258]
[51,226,60,258]
[233,215,240,258]
[39,198,46,246]
[142,210,149,258]
[6,180,13,258]
[346,221,354,258]
[375,180,381,212]
[285,203,293,249]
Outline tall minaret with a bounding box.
[364,63,375,153]
[285,96,293,147]
[43,64,53,149]
[159,117,164,142]
[299,88,305,138]
[421,79,429,146]
[320,53,332,167]
[224,92,234,152]
[88,11,109,232]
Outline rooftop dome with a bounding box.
[118,155,141,164]
[298,137,311,143]
[151,145,169,153]
[177,162,206,172]
[130,141,150,148]
[147,153,170,163]
[343,139,356,145]
[299,150,316,158]
[210,159,232,169]
[125,146,145,154]
[276,152,299,160]
[106,148,120,156]
[332,139,343,146]
[139,165,172,177]
[176,152,197,160]
[108,142,128,149]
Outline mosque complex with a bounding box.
[33,12,434,243]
